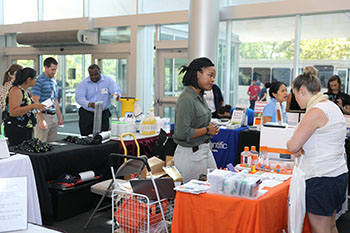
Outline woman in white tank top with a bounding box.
[287,70,348,233]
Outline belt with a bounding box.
[41,110,56,115]
[192,138,211,153]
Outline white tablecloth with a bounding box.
[0,154,42,225]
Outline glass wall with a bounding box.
[163,58,187,97]
[90,0,136,17]
[300,13,350,92]
[3,0,37,24]
[43,0,83,20]
[159,24,188,41]
[232,16,295,106]
[100,27,131,44]
[139,0,189,14]
[40,54,92,120]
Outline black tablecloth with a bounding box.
[236,129,260,166]
[11,141,120,224]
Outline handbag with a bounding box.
[288,155,306,233]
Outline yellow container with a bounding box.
[141,109,156,135]
[119,97,139,118]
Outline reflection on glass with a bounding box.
[314,65,334,89]
[164,58,187,97]
[239,68,252,85]
[43,0,82,20]
[100,27,131,44]
[272,68,291,86]
[253,68,270,84]
[159,24,188,41]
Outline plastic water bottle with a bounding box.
[240,146,250,166]
[260,146,270,171]
[250,146,259,168]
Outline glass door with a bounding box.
[155,49,188,121]
[92,54,129,118]
[8,56,38,70]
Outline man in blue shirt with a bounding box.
[32,57,63,142]
[75,64,121,136]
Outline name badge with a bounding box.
[101,88,108,94]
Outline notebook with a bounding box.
[129,178,176,200]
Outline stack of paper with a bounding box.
[174,179,210,194]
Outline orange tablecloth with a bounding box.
[172,179,312,233]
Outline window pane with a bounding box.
[337,69,347,92]
[272,68,291,86]
[159,24,188,41]
[100,27,131,44]
[314,65,334,89]
[232,16,295,106]
[101,59,127,94]
[90,0,136,17]
[300,13,350,92]
[139,0,189,14]
[253,68,270,84]
[221,0,284,7]
[239,68,252,85]
[163,106,175,124]
[164,58,187,97]
[4,0,37,24]
[43,0,83,20]
[15,60,34,69]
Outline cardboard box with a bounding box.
[166,156,174,167]
[140,156,166,179]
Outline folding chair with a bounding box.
[84,133,145,229]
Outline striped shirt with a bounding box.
[31,73,58,112]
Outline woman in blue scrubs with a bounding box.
[262,81,288,124]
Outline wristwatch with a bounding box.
[206,126,210,135]
[88,103,92,108]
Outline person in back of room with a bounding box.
[325,75,350,115]
[32,57,63,142]
[262,81,288,124]
[247,78,260,110]
[204,83,224,118]
[258,81,267,101]
[173,57,219,183]
[3,68,45,146]
[287,71,348,233]
[286,66,317,112]
[0,64,23,113]
[217,104,232,119]
[75,64,121,136]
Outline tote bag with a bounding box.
[288,156,306,233]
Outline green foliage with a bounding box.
[239,38,350,60]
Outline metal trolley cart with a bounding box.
[110,147,174,233]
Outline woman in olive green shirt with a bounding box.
[173,57,220,183]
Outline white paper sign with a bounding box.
[41,98,54,109]
[231,110,244,125]
[0,177,27,232]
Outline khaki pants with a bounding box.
[34,113,58,142]
[174,143,217,183]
